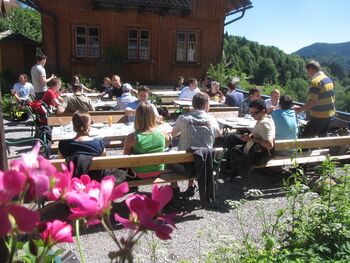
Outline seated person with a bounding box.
[178,78,200,100]
[206,81,225,102]
[225,80,243,107]
[70,75,94,93]
[58,111,106,158]
[223,99,275,175]
[12,74,35,103]
[123,102,170,178]
[202,75,213,92]
[116,83,137,110]
[57,84,95,114]
[42,78,64,108]
[238,87,261,117]
[125,85,159,122]
[99,77,111,93]
[265,89,280,113]
[271,95,298,140]
[173,76,185,91]
[171,92,221,196]
[98,75,123,99]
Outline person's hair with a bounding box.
[192,92,209,110]
[71,75,79,84]
[36,54,47,61]
[72,83,82,92]
[271,89,280,95]
[227,81,237,91]
[48,77,61,88]
[249,87,260,97]
[188,78,197,85]
[279,95,293,110]
[104,77,111,84]
[306,60,321,72]
[249,99,266,112]
[211,81,220,87]
[177,76,184,82]
[19,74,28,81]
[137,85,150,93]
[134,102,157,132]
[72,111,91,136]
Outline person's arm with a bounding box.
[12,90,21,101]
[52,98,61,106]
[58,151,64,159]
[171,116,182,137]
[123,133,136,155]
[125,106,135,116]
[293,100,318,113]
[39,69,55,85]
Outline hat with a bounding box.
[122,83,132,92]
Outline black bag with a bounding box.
[246,143,273,166]
[157,106,170,120]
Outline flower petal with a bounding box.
[114,213,136,230]
[152,185,173,211]
[100,176,115,207]
[7,205,40,233]
[110,182,129,201]
[0,209,11,237]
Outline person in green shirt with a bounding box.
[123,102,170,178]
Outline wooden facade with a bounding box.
[35,0,251,84]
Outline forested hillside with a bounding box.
[295,42,350,81]
[209,34,350,112]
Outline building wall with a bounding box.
[38,0,227,84]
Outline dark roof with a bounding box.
[93,0,192,12]
[227,0,252,12]
[0,30,39,45]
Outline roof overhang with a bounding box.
[92,0,192,16]
[225,0,253,26]
[0,30,40,45]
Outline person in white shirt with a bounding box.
[125,85,159,122]
[30,54,55,99]
[178,78,200,100]
[12,74,35,102]
[265,89,280,113]
[117,83,137,110]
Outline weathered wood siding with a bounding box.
[38,0,228,84]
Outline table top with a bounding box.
[217,117,257,129]
[93,100,116,110]
[61,92,100,97]
[152,90,180,97]
[52,122,173,141]
[172,100,222,107]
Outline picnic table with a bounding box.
[217,117,257,130]
[52,122,173,142]
[172,100,223,107]
[152,90,180,104]
[93,100,117,111]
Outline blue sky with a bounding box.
[225,0,350,54]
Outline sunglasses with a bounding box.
[249,110,261,116]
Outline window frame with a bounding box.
[127,28,150,61]
[176,31,199,63]
[74,25,101,59]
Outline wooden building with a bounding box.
[0,30,38,90]
[32,0,252,84]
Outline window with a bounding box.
[127,29,150,60]
[75,26,100,58]
[176,31,199,62]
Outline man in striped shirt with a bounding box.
[294,60,335,138]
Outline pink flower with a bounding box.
[47,162,74,201]
[41,220,74,245]
[66,176,129,225]
[10,143,57,199]
[0,170,40,237]
[114,185,175,240]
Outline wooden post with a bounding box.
[0,92,8,170]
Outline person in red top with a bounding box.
[43,78,64,107]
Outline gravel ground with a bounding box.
[4,118,289,263]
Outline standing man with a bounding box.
[294,60,335,138]
[31,54,55,100]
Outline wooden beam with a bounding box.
[274,136,350,151]
[0,92,8,170]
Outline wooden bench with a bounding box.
[50,139,124,153]
[252,136,350,169]
[50,148,224,191]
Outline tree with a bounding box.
[286,78,309,102]
[0,6,41,42]
[254,58,278,85]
